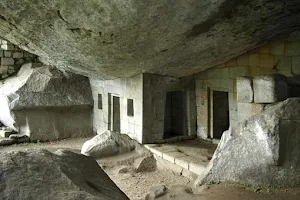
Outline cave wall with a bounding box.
[0,38,39,80]
[195,34,300,139]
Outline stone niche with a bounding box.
[196,98,300,187]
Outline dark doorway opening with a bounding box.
[211,91,229,139]
[108,94,121,132]
[164,91,185,138]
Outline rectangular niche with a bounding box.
[127,99,134,116]
[98,94,102,109]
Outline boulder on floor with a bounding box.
[0,63,94,141]
[0,149,129,200]
[81,130,140,159]
[196,98,300,187]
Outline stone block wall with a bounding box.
[142,74,196,143]
[90,74,144,143]
[195,33,300,139]
[90,73,197,144]
[0,38,39,80]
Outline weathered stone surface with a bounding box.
[11,65,93,109]
[0,149,129,200]
[196,98,300,187]
[145,185,167,200]
[0,63,94,141]
[237,102,265,122]
[253,74,288,103]
[81,130,140,159]
[134,155,157,172]
[237,77,253,103]
[0,1,300,79]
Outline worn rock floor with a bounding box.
[0,137,300,200]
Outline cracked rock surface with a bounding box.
[0,1,300,79]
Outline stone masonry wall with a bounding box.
[195,33,300,139]
[0,38,39,80]
[90,75,144,143]
[142,73,196,143]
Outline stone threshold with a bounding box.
[154,135,196,144]
[144,144,209,181]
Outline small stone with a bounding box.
[134,155,156,172]
[144,192,155,200]
[193,185,210,194]
[9,134,28,139]
[150,185,167,198]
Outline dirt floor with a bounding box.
[1,138,300,200]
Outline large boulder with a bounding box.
[0,149,129,200]
[81,130,140,159]
[196,98,300,187]
[0,63,94,140]
[0,1,299,79]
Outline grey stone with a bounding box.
[148,185,167,198]
[12,51,23,58]
[134,155,157,172]
[81,130,140,159]
[237,102,265,122]
[237,77,253,103]
[1,57,14,65]
[0,138,15,146]
[11,66,93,109]
[0,64,94,141]
[0,149,129,200]
[0,1,299,79]
[195,98,300,187]
[9,133,28,139]
[253,74,288,103]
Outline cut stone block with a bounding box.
[1,58,14,65]
[189,161,207,175]
[237,77,253,103]
[253,74,288,103]
[237,102,265,122]
[162,151,186,164]
[175,156,195,169]
[13,52,23,58]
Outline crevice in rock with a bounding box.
[57,10,69,24]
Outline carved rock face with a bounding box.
[0,0,300,79]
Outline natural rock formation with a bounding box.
[196,98,300,187]
[0,149,129,200]
[81,130,140,159]
[0,63,94,140]
[0,1,300,79]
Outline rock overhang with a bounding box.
[0,0,300,79]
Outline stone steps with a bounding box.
[0,127,30,146]
[144,144,209,181]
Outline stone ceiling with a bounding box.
[0,0,300,79]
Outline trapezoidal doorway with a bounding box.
[210,90,229,139]
[108,94,121,132]
[164,91,185,139]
